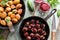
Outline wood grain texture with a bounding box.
[56,17,60,40]
[51,32,56,40]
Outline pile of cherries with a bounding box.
[22,19,47,40]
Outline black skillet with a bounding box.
[19,9,57,40]
[0,0,25,30]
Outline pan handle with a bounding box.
[44,9,57,21]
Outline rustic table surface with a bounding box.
[0,0,60,40]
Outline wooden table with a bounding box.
[56,17,60,40]
[52,17,60,40]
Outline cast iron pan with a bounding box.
[0,0,25,30]
[19,9,57,40]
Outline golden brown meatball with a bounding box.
[8,1,13,5]
[0,20,6,26]
[5,7,11,12]
[15,14,21,20]
[0,7,4,12]
[12,18,18,23]
[10,14,15,19]
[8,12,12,16]
[0,12,7,18]
[16,4,22,9]
[17,9,22,14]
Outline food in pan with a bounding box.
[21,19,47,40]
[0,0,23,26]
[0,7,4,12]
[0,0,2,2]
[0,20,6,26]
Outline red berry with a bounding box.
[36,24,40,27]
[43,37,45,39]
[31,20,35,22]
[30,33,35,38]
[22,27,28,32]
[38,29,42,33]
[30,24,35,27]
[24,32,28,37]
[42,31,46,36]
[30,20,35,23]
[36,20,40,24]
[40,35,43,38]
[31,28,37,33]
[36,24,40,29]
[28,26,31,30]
[35,34,40,38]
[42,24,45,27]
[26,36,31,40]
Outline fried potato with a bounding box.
[16,4,22,9]
[15,14,21,20]
[8,1,13,5]
[12,18,18,23]
[0,18,1,23]
[0,12,7,18]
[17,9,22,14]
[8,12,12,17]
[11,5,16,9]
[1,20,6,26]
[13,0,20,4]
[0,7,4,12]
[10,14,15,19]
[5,7,11,12]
